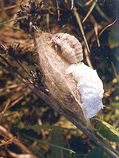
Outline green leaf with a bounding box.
[72,153,85,158]
[94,119,119,142]
[48,128,73,158]
[111,102,119,108]
[108,26,119,48]
[86,147,111,158]
[96,4,110,22]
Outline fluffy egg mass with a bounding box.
[66,63,104,120]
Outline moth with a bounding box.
[52,33,83,64]
[52,33,104,120]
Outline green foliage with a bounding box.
[94,119,119,142]
[0,0,119,158]
[111,102,119,108]
[48,128,72,158]
[86,147,111,158]
[109,26,119,48]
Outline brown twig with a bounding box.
[56,0,60,21]
[90,15,100,47]
[0,125,32,154]
[0,137,15,147]
[84,47,92,68]
[99,19,117,36]
[73,6,93,68]
[85,0,93,6]
[0,1,26,12]
[82,0,97,23]
[7,150,37,158]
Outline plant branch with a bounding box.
[0,53,119,158]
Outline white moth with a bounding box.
[66,63,104,120]
[52,33,83,64]
[52,33,104,120]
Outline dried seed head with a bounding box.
[52,33,83,64]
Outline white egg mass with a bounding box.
[66,63,104,120]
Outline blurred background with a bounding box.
[0,0,119,158]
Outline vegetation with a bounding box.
[0,0,119,158]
